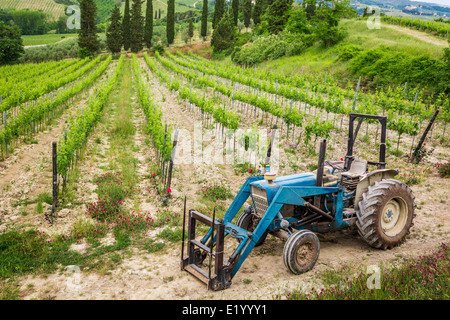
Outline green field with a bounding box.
[22,33,78,46]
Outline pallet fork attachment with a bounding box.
[180,208,231,290]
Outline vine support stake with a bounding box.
[52,141,58,223]
[411,108,440,164]
[3,111,7,155]
[353,76,361,110]
[166,130,179,191]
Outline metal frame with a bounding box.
[345,113,387,171]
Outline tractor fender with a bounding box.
[354,169,399,210]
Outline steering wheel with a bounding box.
[325,161,344,173]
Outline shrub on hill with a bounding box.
[231,32,306,66]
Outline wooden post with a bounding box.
[3,111,7,155]
[353,77,361,110]
[166,130,179,191]
[411,108,440,163]
[52,142,58,220]
[287,99,293,138]
[162,124,168,181]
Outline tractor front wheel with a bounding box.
[283,230,320,275]
[356,179,416,250]
[236,211,267,247]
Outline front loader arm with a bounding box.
[231,186,342,277]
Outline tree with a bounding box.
[106,6,122,54]
[201,0,208,41]
[188,18,194,45]
[211,13,235,52]
[0,21,24,65]
[78,0,99,58]
[123,0,131,51]
[130,0,145,53]
[167,0,175,45]
[232,0,239,26]
[212,0,225,29]
[253,0,264,25]
[285,5,309,34]
[261,0,293,34]
[304,0,316,20]
[144,0,153,48]
[243,0,252,30]
[313,0,352,47]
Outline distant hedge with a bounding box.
[19,35,107,64]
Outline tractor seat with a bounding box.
[341,159,368,179]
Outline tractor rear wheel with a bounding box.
[236,211,267,247]
[356,179,415,250]
[283,230,320,275]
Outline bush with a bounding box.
[336,44,363,61]
[151,43,165,54]
[436,161,450,178]
[231,32,306,66]
[348,46,444,90]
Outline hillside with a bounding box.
[351,0,450,17]
[0,0,200,23]
[0,0,66,20]
[240,18,448,94]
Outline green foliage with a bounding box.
[200,182,233,201]
[144,0,153,48]
[130,0,144,53]
[253,0,264,25]
[312,0,352,47]
[122,0,131,51]
[135,54,174,162]
[78,0,100,58]
[284,243,450,300]
[260,0,293,35]
[212,0,225,29]
[231,32,306,66]
[18,37,83,63]
[166,0,175,45]
[201,0,208,40]
[232,0,239,26]
[94,0,118,24]
[436,161,450,178]
[7,9,48,35]
[106,6,122,54]
[57,55,123,177]
[211,13,236,53]
[284,6,310,35]
[243,0,252,29]
[336,44,363,61]
[349,46,445,90]
[188,18,194,43]
[0,21,24,65]
[151,43,165,54]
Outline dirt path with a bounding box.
[382,23,449,47]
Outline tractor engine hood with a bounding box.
[250,173,317,204]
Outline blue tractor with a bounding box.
[181,113,416,290]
